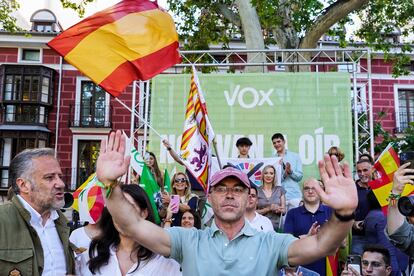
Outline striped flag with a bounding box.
[72,173,104,223]
[47,0,181,97]
[326,253,339,276]
[180,67,215,192]
[369,144,414,214]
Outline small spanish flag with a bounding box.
[47,0,181,97]
[369,144,414,214]
[326,253,339,276]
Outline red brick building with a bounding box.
[1,9,414,195]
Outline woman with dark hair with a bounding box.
[181,209,201,229]
[146,152,164,188]
[164,208,201,229]
[364,190,408,276]
[86,185,181,276]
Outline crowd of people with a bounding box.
[1,129,414,276]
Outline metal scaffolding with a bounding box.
[130,48,373,163]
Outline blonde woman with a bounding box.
[162,172,199,227]
[257,165,286,231]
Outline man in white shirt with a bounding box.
[0,148,75,276]
[245,185,274,232]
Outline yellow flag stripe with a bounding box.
[379,151,399,175]
[65,9,178,83]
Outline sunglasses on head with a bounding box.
[174,178,187,183]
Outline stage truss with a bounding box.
[131,48,373,163]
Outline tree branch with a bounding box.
[299,0,369,49]
[214,2,241,27]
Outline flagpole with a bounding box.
[115,97,164,139]
[212,138,223,169]
[128,81,138,182]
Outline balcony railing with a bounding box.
[69,104,112,128]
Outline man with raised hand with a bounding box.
[97,130,358,276]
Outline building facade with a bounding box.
[1,8,414,196]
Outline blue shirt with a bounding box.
[365,210,409,276]
[167,220,297,276]
[277,150,303,200]
[354,181,370,236]
[284,204,332,276]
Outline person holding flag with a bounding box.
[386,162,414,256]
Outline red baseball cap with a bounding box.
[209,167,250,189]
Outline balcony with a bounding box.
[69,104,112,128]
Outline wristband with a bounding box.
[388,192,401,206]
[334,211,355,222]
[96,181,118,198]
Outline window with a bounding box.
[4,75,21,101]
[4,104,47,124]
[77,140,100,187]
[397,89,414,130]
[80,81,107,127]
[21,49,41,62]
[2,65,53,104]
[34,23,53,32]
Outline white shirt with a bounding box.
[69,226,91,249]
[84,246,181,276]
[247,212,274,233]
[69,227,92,275]
[17,195,67,276]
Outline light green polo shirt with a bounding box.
[166,220,297,276]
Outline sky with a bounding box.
[13,0,168,30]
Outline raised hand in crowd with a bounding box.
[96,130,130,184]
[391,162,414,195]
[287,154,358,266]
[312,155,357,214]
[387,162,414,235]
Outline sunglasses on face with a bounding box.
[174,178,187,183]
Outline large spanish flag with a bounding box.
[369,144,414,214]
[47,0,181,97]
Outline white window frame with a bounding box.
[18,47,43,63]
[394,84,414,129]
[75,77,111,127]
[71,134,108,190]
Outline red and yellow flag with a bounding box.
[180,67,215,192]
[326,253,339,276]
[369,144,414,214]
[47,0,181,97]
[72,173,104,223]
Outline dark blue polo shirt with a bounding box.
[284,203,333,276]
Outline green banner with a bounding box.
[149,72,352,181]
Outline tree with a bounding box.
[167,0,414,74]
[0,0,94,32]
[0,0,20,32]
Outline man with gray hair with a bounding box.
[0,148,75,276]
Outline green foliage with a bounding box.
[59,0,96,18]
[0,0,21,32]
[369,112,414,154]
